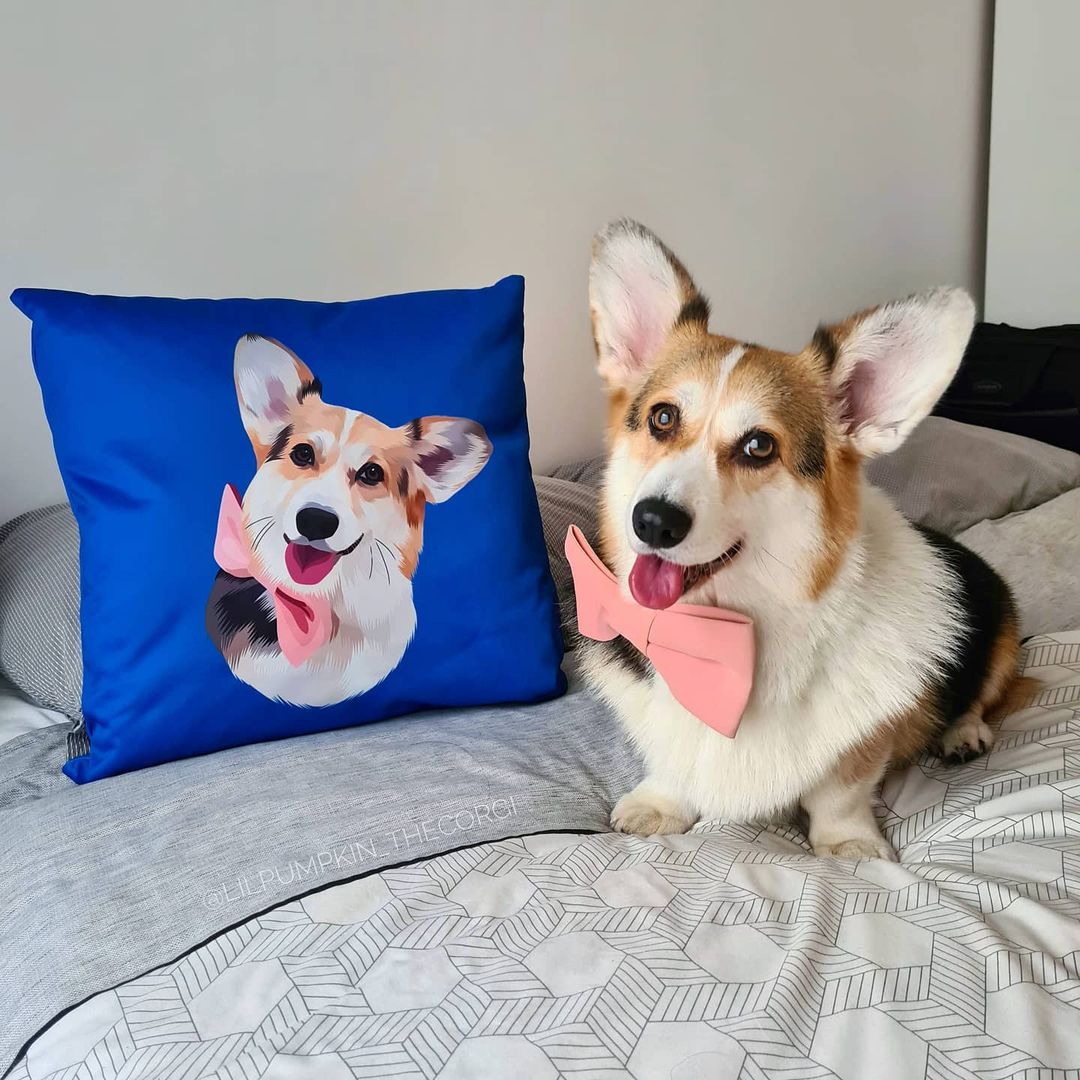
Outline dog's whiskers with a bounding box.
[761,547,796,574]
[251,519,275,552]
[375,540,392,586]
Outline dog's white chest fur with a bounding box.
[585,491,961,823]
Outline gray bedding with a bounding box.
[0,674,639,1075]
[8,635,1080,1079]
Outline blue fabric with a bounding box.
[12,278,565,782]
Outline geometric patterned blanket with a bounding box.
[15,634,1080,1080]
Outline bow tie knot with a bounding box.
[565,525,754,738]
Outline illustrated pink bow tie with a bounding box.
[565,525,754,738]
[213,484,332,667]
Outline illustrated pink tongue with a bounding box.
[284,542,339,586]
[274,590,317,633]
[629,554,685,610]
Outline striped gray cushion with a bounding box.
[534,475,599,645]
[0,503,82,721]
[548,456,605,489]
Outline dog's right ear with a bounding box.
[589,219,708,391]
[233,335,318,458]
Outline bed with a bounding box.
[3,421,1080,1080]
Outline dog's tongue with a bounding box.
[629,554,684,610]
[285,542,339,586]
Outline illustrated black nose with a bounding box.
[632,497,693,549]
[295,506,339,542]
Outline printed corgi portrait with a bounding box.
[206,334,492,706]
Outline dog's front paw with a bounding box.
[814,837,898,861]
[940,714,995,765]
[610,789,693,837]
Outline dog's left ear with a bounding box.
[817,287,975,458]
[408,417,492,503]
[234,335,319,457]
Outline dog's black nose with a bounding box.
[295,506,339,542]
[632,497,692,549]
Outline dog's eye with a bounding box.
[289,443,316,468]
[740,430,777,465]
[648,403,679,439]
[357,462,384,486]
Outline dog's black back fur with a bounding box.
[917,526,1015,724]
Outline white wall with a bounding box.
[985,0,1080,326]
[0,0,992,522]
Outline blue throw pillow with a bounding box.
[12,277,565,782]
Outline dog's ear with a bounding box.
[234,335,319,457]
[408,417,492,503]
[589,218,708,391]
[815,287,975,458]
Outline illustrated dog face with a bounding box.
[589,220,975,610]
[234,335,492,599]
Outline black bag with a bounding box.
[936,322,1080,453]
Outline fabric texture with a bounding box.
[958,486,1080,638]
[0,672,641,1076]
[548,454,606,490]
[866,416,1080,534]
[0,503,82,720]
[11,280,564,782]
[0,677,66,749]
[10,635,1080,1079]
[534,474,600,645]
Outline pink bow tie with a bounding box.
[565,525,754,737]
[213,484,332,666]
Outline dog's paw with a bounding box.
[610,791,693,837]
[814,837,898,861]
[941,715,994,765]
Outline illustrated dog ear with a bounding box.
[589,218,709,391]
[815,287,975,458]
[233,335,319,457]
[409,417,492,503]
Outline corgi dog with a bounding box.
[206,335,491,707]
[582,219,1023,860]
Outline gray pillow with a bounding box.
[0,503,82,719]
[549,417,1080,536]
[957,487,1080,638]
[864,417,1080,535]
